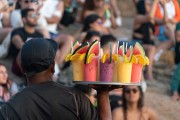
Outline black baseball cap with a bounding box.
[21,38,58,77]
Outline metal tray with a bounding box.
[73,81,141,86]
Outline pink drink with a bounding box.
[84,57,98,82]
[100,61,114,82]
[131,64,143,83]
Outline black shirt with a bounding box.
[175,42,180,64]
[0,81,98,120]
[10,27,43,58]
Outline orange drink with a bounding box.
[72,60,84,81]
[117,62,132,83]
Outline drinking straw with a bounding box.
[117,41,119,54]
[98,41,101,57]
[110,42,112,63]
[112,43,116,54]
[123,42,124,60]
[126,42,128,53]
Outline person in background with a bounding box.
[81,0,117,28]
[153,0,179,61]
[112,86,157,120]
[106,0,122,26]
[39,0,75,66]
[171,23,180,101]
[74,85,97,105]
[82,30,101,44]
[10,0,39,29]
[78,14,109,44]
[100,34,117,53]
[0,63,18,106]
[0,0,12,58]
[10,8,43,77]
[133,0,160,80]
[155,0,180,38]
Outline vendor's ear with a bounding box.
[49,61,55,74]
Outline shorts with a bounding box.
[157,26,168,41]
[49,32,59,39]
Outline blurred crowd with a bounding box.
[0,0,180,119]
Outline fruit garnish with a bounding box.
[85,40,99,64]
[131,55,138,64]
[65,53,72,62]
[145,56,149,65]
[70,54,81,61]
[79,53,86,61]
[101,53,108,63]
[86,54,96,64]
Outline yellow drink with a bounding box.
[72,60,84,81]
[117,62,132,83]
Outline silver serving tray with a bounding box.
[73,81,141,86]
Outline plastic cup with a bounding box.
[112,62,118,82]
[100,61,114,82]
[117,62,132,83]
[131,64,143,83]
[72,60,84,81]
[84,57,98,82]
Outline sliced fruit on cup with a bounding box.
[70,54,81,61]
[70,41,81,54]
[79,53,86,61]
[145,56,150,65]
[124,55,130,63]
[65,53,72,62]
[101,53,108,63]
[112,54,119,62]
[72,42,89,55]
[86,54,96,64]
[84,40,99,64]
[131,55,138,64]
[136,55,146,65]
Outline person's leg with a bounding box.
[54,34,74,66]
[142,44,156,80]
[156,25,175,52]
[171,64,180,101]
[0,28,12,44]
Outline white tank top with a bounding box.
[160,0,175,19]
[40,0,62,33]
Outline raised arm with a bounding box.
[135,0,159,25]
[155,0,168,25]
[45,1,64,24]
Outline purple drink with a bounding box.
[100,61,114,82]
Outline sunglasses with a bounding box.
[96,19,103,25]
[96,0,104,2]
[24,0,38,4]
[125,88,138,94]
[28,13,39,18]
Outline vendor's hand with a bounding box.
[89,85,122,93]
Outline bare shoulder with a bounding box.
[104,3,110,10]
[112,107,124,120]
[142,107,158,120]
